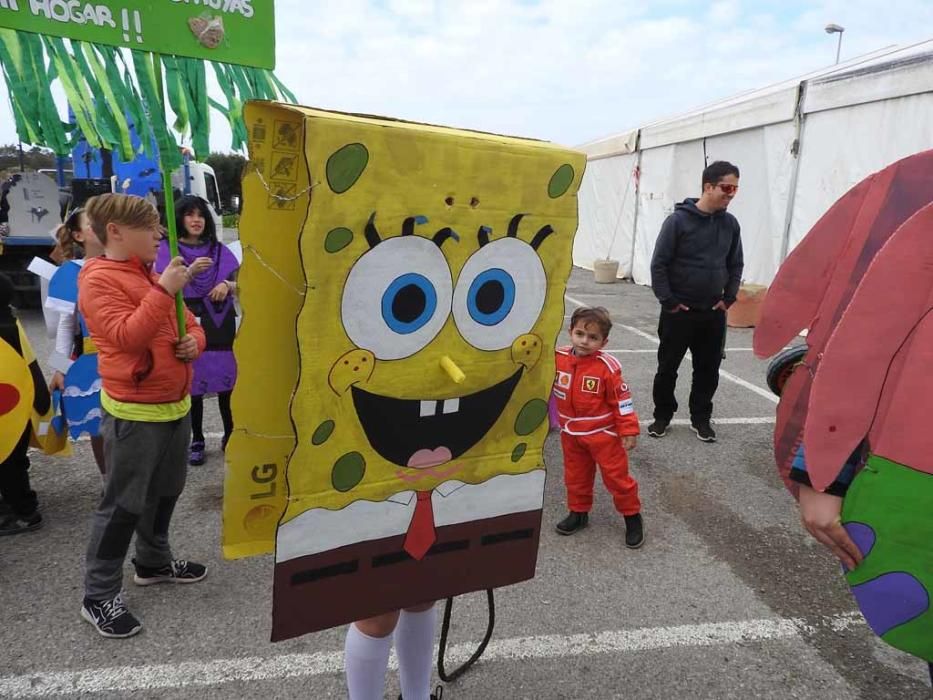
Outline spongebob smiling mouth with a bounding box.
[351,368,523,470]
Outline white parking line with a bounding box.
[0,613,863,697]
[643,417,774,426]
[565,294,778,405]
[608,348,757,353]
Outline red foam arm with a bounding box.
[804,203,933,488]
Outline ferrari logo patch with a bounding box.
[582,376,600,394]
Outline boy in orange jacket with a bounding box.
[77,194,211,638]
[553,306,644,548]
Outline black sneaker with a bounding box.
[647,420,669,438]
[690,420,717,442]
[624,513,645,549]
[555,511,589,535]
[81,593,142,638]
[0,510,42,536]
[133,558,207,586]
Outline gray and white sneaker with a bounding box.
[133,558,207,586]
[81,593,142,638]
[690,420,717,442]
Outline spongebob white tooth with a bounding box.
[442,398,460,414]
[420,400,437,417]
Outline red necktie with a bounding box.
[403,491,436,560]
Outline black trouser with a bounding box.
[190,391,233,443]
[652,308,726,423]
[0,427,38,516]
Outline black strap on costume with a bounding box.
[436,589,495,683]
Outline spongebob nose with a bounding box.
[439,355,466,384]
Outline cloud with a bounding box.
[0,0,930,156]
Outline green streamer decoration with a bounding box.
[0,29,294,159]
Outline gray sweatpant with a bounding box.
[84,410,190,601]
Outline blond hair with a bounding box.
[50,207,85,263]
[84,193,160,245]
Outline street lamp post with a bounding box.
[825,23,845,64]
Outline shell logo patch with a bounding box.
[555,371,571,389]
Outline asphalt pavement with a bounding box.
[0,268,929,699]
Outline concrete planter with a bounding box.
[593,259,620,284]
[727,283,768,328]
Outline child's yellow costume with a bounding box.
[0,320,69,460]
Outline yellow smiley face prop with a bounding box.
[0,335,33,461]
[225,102,585,640]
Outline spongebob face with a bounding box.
[276,111,585,520]
[338,213,550,473]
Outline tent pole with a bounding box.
[778,81,809,265]
[628,139,643,281]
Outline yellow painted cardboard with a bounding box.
[286,108,583,513]
[222,103,306,559]
[225,101,585,637]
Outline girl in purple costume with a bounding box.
[155,196,239,465]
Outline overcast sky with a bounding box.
[1,0,931,153]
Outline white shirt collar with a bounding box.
[383,479,469,505]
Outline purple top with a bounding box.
[155,238,239,300]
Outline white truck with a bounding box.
[0,158,223,306]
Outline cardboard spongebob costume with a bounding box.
[225,101,584,640]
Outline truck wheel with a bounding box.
[766,345,808,397]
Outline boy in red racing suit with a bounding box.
[553,306,644,548]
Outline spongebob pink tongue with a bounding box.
[407,447,453,468]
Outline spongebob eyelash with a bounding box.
[401,215,429,236]
[507,213,527,238]
[433,227,460,248]
[365,212,383,248]
[477,225,493,247]
[530,225,555,250]
[479,215,554,250]
[366,212,459,249]
[366,211,551,250]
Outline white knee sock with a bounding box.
[345,623,393,700]
[394,606,437,700]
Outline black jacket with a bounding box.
[650,198,744,310]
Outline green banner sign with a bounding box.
[0,0,275,69]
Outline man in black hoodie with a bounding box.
[648,161,743,443]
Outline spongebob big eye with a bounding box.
[453,237,546,351]
[342,236,453,360]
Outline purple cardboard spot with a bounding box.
[844,521,876,558]
[850,572,930,636]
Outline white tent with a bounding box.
[575,39,933,287]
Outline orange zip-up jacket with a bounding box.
[553,346,640,437]
[78,257,206,404]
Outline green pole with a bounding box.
[150,52,186,336]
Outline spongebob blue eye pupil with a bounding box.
[382,273,437,334]
[468,268,515,326]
